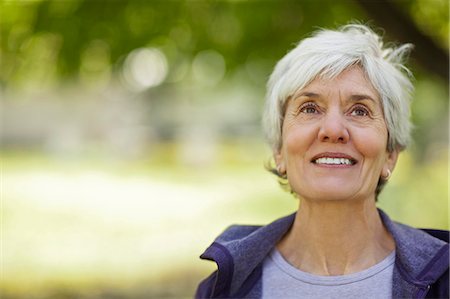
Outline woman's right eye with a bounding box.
[299,103,319,114]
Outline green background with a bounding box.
[1,0,448,298]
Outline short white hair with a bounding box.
[263,24,414,152]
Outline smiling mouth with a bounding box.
[313,157,356,165]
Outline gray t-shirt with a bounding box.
[262,248,395,299]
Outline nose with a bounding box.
[318,111,350,143]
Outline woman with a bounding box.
[196,24,449,299]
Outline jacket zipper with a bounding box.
[415,285,431,298]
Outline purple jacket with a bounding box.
[196,210,449,298]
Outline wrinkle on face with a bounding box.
[276,66,394,202]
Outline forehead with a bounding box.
[295,66,380,100]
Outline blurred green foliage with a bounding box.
[1,0,448,88]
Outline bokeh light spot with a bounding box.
[122,48,168,92]
[192,50,226,86]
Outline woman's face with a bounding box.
[275,66,398,202]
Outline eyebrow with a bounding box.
[294,91,320,98]
[294,92,377,103]
[349,94,377,103]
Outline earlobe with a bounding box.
[381,169,392,181]
[274,151,286,175]
[382,149,399,181]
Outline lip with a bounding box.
[310,152,358,166]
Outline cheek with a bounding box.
[284,124,315,153]
[353,129,388,160]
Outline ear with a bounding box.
[382,149,399,178]
[274,148,286,174]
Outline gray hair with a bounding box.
[263,24,414,153]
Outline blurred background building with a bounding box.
[1,0,448,298]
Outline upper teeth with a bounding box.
[315,157,352,165]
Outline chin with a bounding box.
[301,191,356,201]
[295,182,364,202]
[289,174,376,201]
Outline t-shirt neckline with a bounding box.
[269,248,396,286]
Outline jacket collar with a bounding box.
[201,209,448,297]
[378,209,449,298]
[378,209,448,283]
[201,214,295,296]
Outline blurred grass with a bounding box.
[1,141,448,298]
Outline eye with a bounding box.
[350,105,369,116]
[299,102,320,114]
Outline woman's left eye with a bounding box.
[350,106,369,116]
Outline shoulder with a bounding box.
[194,224,264,299]
[387,218,448,267]
[379,210,449,286]
[196,214,296,298]
[398,226,449,298]
[195,270,218,299]
[379,210,447,251]
[214,224,263,243]
[421,228,449,243]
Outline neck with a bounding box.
[277,198,395,275]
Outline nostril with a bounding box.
[319,132,349,143]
